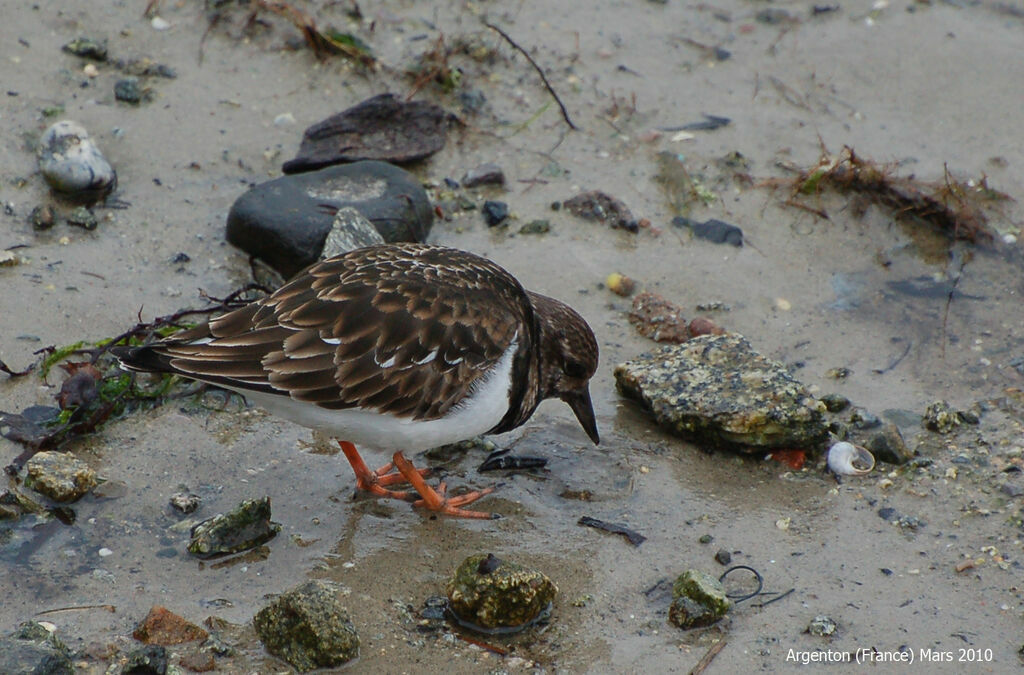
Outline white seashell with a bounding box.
[827,441,875,476]
[38,120,117,201]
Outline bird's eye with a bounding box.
[564,359,589,379]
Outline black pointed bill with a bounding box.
[564,387,600,445]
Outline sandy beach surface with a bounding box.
[2,1,1023,672]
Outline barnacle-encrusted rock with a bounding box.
[614,333,828,451]
[187,497,280,558]
[446,553,557,633]
[668,569,731,629]
[922,400,962,434]
[25,451,98,502]
[253,580,359,672]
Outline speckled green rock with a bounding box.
[922,400,960,434]
[253,580,359,672]
[187,497,280,558]
[614,333,828,452]
[668,569,731,629]
[25,451,98,502]
[446,554,557,633]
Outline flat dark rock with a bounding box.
[282,93,448,173]
[226,161,433,279]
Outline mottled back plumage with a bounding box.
[113,244,599,442]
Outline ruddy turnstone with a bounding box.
[112,243,599,518]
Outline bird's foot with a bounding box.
[338,440,428,502]
[393,451,498,519]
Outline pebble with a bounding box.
[462,162,505,188]
[37,120,117,202]
[482,200,509,226]
[151,16,171,30]
[114,77,143,104]
[714,549,732,565]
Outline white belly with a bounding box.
[237,341,517,451]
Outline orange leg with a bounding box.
[337,441,429,501]
[392,451,498,519]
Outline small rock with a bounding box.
[169,491,200,515]
[253,580,360,672]
[114,77,144,104]
[462,163,505,188]
[67,206,98,230]
[37,120,117,202]
[563,190,636,231]
[698,534,714,544]
[187,497,281,558]
[849,407,881,429]
[447,553,557,633]
[25,451,98,502]
[923,400,960,433]
[30,204,56,230]
[688,317,725,337]
[714,549,732,565]
[482,200,508,226]
[628,291,689,343]
[860,422,913,465]
[673,216,743,246]
[1000,483,1024,498]
[819,393,850,412]
[133,606,209,645]
[605,272,636,297]
[282,93,448,173]
[668,569,731,629]
[519,219,550,234]
[615,333,828,452]
[62,37,108,61]
[150,16,171,30]
[120,645,167,674]
[319,206,385,260]
[226,161,432,279]
[807,615,838,637]
[0,621,73,675]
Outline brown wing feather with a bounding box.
[129,244,533,421]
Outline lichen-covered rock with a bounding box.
[922,400,961,434]
[446,553,557,633]
[253,580,359,672]
[0,621,73,675]
[614,333,828,452]
[668,569,731,629]
[187,497,280,558]
[25,451,98,502]
[807,615,838,637]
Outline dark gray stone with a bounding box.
[858,422,913,465]
[0,622,73,675]
[114,77,143,104]
[121,645,167,674]
[482,200,508,227]
[226,161,432,278]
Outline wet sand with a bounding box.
[2,1,1023,672]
